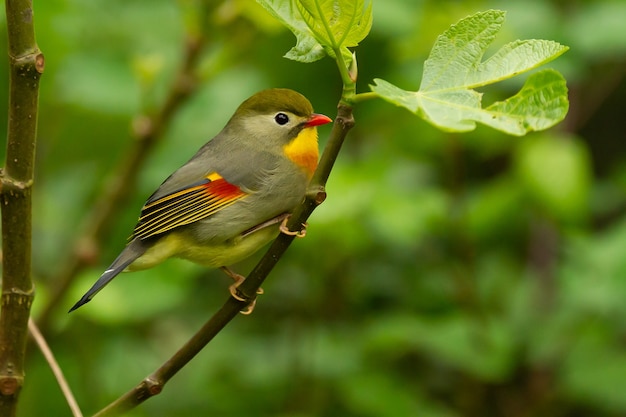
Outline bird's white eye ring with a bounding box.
[274,112,289,125]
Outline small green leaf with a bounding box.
[257,0,372,64]
[297,0,372,48]
[371,10,569,135]
[345,0,373,46]
[256,0,326,62]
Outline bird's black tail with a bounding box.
[69,239,147,312]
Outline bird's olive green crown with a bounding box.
[235,88,313,118]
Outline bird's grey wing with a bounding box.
[133,136,277,240]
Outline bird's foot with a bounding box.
[221,266,263,315]
[279,215,307,238]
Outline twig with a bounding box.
[91,102,355,417]
[28,319,83,417]
[36,35,205,333]
[0,0,43,415]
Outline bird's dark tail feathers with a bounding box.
[69,239,147,312]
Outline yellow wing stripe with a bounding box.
[138,188,205,224]
[142,184,205,210]
[132,173,246,240]
[134,190,208,238]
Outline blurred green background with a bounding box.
[2,0,626,416]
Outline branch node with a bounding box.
[306,185,327,206]
[144,377,163,396]
[337,111,355,130]
[2,288,35,309]
[35,53,45,74]
[0,376,22,396]
[11,50,44,78]
[0,173,34,192]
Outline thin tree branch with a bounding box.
[28,319,83,417]
[36,35,205,333]
[91,102,355,417]
[0,0,43,415]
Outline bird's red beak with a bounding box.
[305,113,332,127]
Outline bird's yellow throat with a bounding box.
[283,127,319,178]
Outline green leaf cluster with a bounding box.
[372,10,569,135]
[258,4,568,135]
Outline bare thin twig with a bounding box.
[28,319,83,417]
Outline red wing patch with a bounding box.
[132,172,246,240]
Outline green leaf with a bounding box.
[256,0,326,62]
[297,0,372,48]
[483,70,569,133]
[257,0,372,63]
[371,10,569,135]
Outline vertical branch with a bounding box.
[0,0,44,415]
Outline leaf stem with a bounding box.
[352,91,379,103]
[334,47,356,103]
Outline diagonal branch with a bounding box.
[91,103,355,417]
[0,0,43,415]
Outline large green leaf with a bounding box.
[371,10,569,135]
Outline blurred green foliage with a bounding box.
[2,0,626,416]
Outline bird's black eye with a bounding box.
[274,112,289,125]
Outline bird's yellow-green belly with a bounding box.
[127,225,279,271]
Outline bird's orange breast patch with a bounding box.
[283,127,319,178]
